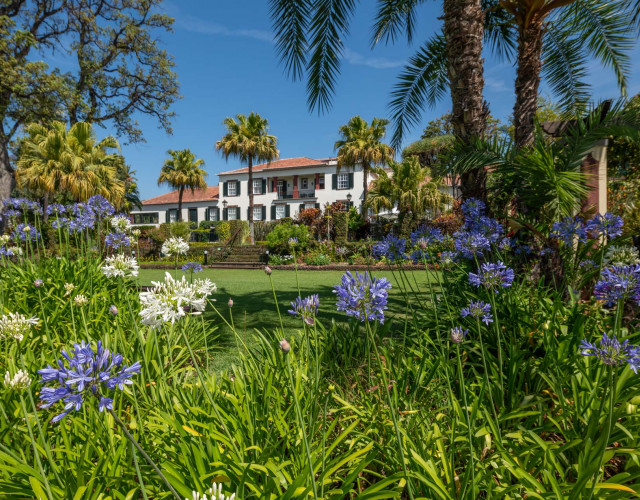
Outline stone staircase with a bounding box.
[209,244,267,269]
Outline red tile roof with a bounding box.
[218,157,331,175]
[142,185,219,205]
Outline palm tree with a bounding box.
[16,121,126,213]
[368,156,452,227]
[158,149,207,222]
[334,116,394,217]
[270,0,488,200]
[216,113,279,244]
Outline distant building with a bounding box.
[131,156,372,226]
[130,186,219,227]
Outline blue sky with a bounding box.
[101,0,640,200]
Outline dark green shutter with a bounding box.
[165,209,170,223]
[271,205,276,220]
[236,181,241,196]
[300,203,305,212]
[223,208,228,221]
[315,203,320,209]
[205,208,209,221]
[215,207,220,220]
[262,206,266,220]
[223,182,228,196]
[247,207,251,219]
[349,173,354,189]
[285,205,290,217]
[332,174,337,190]
[261,178,266,194]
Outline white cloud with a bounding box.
[341,48,405,69]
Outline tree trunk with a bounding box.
[362,162,369,218]
[513,20,544,148]
[0,135,15,227]
[43,192,50,222]
[248,156,255,244]
[443,0,487,200]
[177,188,183,222]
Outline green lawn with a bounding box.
[138,268,439,371]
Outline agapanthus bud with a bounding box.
[450,326,468,344]
[34,279,43,288]
[109,305,118,316]
[264,266,272,275]
[279,339,290,353]
[228,298,234,307]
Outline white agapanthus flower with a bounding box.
[8,246,22,256]
[162,237,190,257]
[188,483,236,500]
[102,254,139,278]
[0,234,9,246]
[0,312,39,341]
[64,282,75,296]
[604,245,640,267]
[139,272,216,329]
[3,369,31,390]
[111,215,132,232]
[131,228,141,238]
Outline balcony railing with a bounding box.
[276,190,317,200]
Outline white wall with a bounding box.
[130,200,219,227]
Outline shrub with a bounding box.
[333,211,349,242]
[303,253,331,265]
[266,222,310,253]
[216,221,231,242]
[227,220,249,243]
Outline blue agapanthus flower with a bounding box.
[580,333,640,373]
[515,244,532,255]
[288,294,320,325]
[460,300,493,324]
[46,203,66,216]
[3,209,20,218]
[410,248,431,264]
[454,230,491,259]
[38,341,141,422]
[551,216,587,245]
[372,234,406,263]
[0,246,14,257]
[181,262,203,273]
[461,198,486,220]
[86,195,115,219]
[105,232,131,250]
[498,237,513,252]
[440,251,457,265]
[469,261,515,292]
[333,271,392,323]
[593,265,640,306]
[410,225,443,246]
[585,213,624,240]
[450,326,468,344]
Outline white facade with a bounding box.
[130,186,219,227]
[218,157,368,221]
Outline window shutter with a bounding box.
[332,174,337,190]
[285,205,290,217]
[349,173,354,189]
[300,203,305,212]
[223,182,228,197]
[223,208,228,221]
[262,178,266,194]
[205,208,209,221]
[315,203,320,209]
[165,209,170,223]
[236,180,241,196]
[271,205,276,220]
[215,207,220,220]
[262,206,266,220]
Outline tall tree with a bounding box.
[0,0,179,204]
[269,0,488,201]
[216,113,279,244]
[368,156,452,225]
[16,121,125,211]
[334,116,394,217]
[158,149,207,222]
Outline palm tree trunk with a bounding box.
[0,134,14,232]
[177,187,184,222]
[443,0,487,200]
[42,192,50,222]
[513,21,544,148]
[362,162,369,218]
[248,156,254,244]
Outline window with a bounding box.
[253,205,262,221]
[227,207,238,220]
[227,181,237,196]
[168,209,178,223]
[275,205,286,220]
[208,207,218,221]
[318,174,325,189]
[277,179,286,197]
[253,179,262,195]
[133,212,159,224]
[301,178,308,190]
[189,208,198,223]
[337,173,349,190]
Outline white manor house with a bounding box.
[131,157,373,226]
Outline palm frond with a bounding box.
[388,33,448,150]
[306,0,357,113]
[556,0,634,96]
[541,24,590,115]
[482,0,517,61]
[270,0,311,81]
[370,0,424,46]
